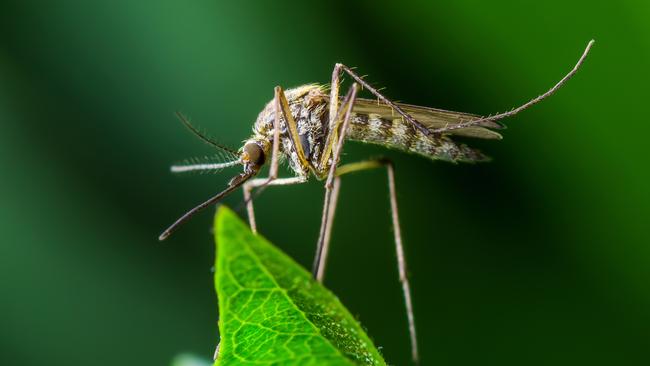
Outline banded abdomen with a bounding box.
[346,99,504,163]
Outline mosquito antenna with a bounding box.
[433,39,595,133]
[175,111,239,156]
[159,170,256,241]
[170,160,241,173]
[170,152,242,174]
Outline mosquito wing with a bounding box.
[352,98,504,140]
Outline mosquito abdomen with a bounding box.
[346,113,488,163]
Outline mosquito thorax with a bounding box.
[250,84,330,177]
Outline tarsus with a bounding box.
[433,40,595,133]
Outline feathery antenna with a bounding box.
[170,160,241,174]
[175,112,239,157]
[170,154,241,174]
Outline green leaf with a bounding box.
[214,206,387,366]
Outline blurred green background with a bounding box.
[1,1,648,365]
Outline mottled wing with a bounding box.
[352,98,504,140]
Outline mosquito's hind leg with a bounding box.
[433,40,595,133]
[332,63,434,138]
[316,158,420,364]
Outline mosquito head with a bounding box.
[240,140,268,174]
[160,113,270,241]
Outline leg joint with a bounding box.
[376,157,393,168]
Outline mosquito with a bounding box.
[159,40,594,364]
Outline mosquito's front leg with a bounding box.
[433,40,595,133]
[266,87,284,182]
[244,86,311,232]
[243,176,307,233]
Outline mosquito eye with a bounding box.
[244,142,265,166]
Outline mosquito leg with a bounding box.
[243,176,307,233]
[329,62,343,129]
[319,158,420,364]
[313,83,359,277]
[433,40,595,133]
[326,83,359,187]
[245,176,307,190]
[244,86,311,231]
[318,84,359,171]
[315,176,341,281]
[333,63,434,138]
[267,87,283,180]
[276,86,311,170]
[243,88,282,230]
[243,183,258,233]
[335,41,595,139]
[384,159,419,365]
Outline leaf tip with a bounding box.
[214,204,235,228]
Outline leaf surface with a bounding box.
[214,206,386,366]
